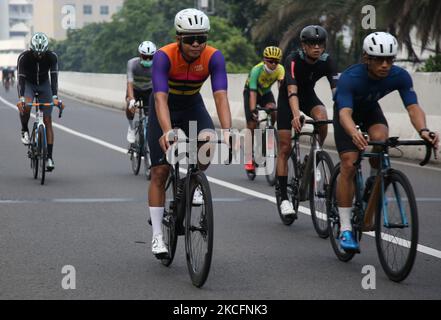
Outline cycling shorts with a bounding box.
[333,102,389,154]
[147,97,215,167]
[243,88,276,122]
[277,89,324,130]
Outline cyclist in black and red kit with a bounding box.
[276,25,338,216]
[16,32,63,171]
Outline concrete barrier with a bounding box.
[59,71,441,162]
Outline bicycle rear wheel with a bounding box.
[264,127,278,186]
[185,171,213,288]
[275,153,297,225]
[327,164,356,262]
[161,170,178,267]
[375,169,418,282]
[310,151,333,238]
[131,122,142,175]
[38,125,46,185]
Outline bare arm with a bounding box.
[407,104,439,148]
[339,107,368,150]
[213,90,232,129]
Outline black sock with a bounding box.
[20,113,30,133]
[47,144,53,159]
[278,176,288,201]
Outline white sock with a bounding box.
[149,207,164,237]
[128,120,134,130]
[338,207,352,232]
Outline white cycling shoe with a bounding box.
[192,186,204,205]
[152,233,168,257]
[21,131,30,145]
[127,126,136,144]
[280,200,295,216]
[46,158,55,171]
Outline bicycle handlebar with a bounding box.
[367,136,435,166]
[25,101,64,118]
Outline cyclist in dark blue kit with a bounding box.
[333,32,439,251]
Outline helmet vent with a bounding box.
[380,44,384,53]
[371,37,377,45]
[188,17,193,25]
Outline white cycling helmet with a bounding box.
[174,8,210,34]
[138,41,157,56]
[363,32,398,57]
[30,32,49,55]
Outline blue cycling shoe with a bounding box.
[340,230,360,252]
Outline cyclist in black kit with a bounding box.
[16,32,63,171]
[276,25,338,216]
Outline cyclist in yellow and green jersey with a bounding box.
[243,46,284,174]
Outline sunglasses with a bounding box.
[368,56,395,64]
[181,35,208,45]
[141,54,153,60]
[305,41,325,48]
[264,58,280,65]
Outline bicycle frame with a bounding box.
[293,120,331,202]
[355,146,408,230]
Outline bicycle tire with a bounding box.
[38,125,46,185]
[375,169,418,282]
[30,128,38,179]
[275,153,297,225]
[131,122,142,175]
[185,171,213,288]
[310,151,334,239]
[143,142,151,180]
[327,164,356,262]
[161,170,178,267]
[264,127,278,186]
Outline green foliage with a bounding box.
[419,55,441,72]
[51,0,258,74]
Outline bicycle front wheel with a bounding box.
[310,151,334,238]
[131,123,142,175]
[38,126,46,185]
[185,171,213,288]
[143,142,151,180]
[264,127,278,186]
[161,170,178,267]
[327,164,356,262]
[375,169,418,282]
[30,129,38,179]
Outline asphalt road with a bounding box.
[1,85,440,300]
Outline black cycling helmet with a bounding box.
[300,25,327,43]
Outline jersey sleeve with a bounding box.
[398,69,418,108]
[152,50,171,94]
[247,65,260,91]
[50,52,59,96]
[17,52,26,97]
[334,72,354,110]
[326,57,338,89]
[208,50,228,93]
[284,55,297,86]
[278,64,285,81]
[127,59,134,83]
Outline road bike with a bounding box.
[128,100,151,179]
[327,135,435,282]
[275,117,334,238]
[246,105,278,186]
[26,93,63,185]
[158,132,231,288]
